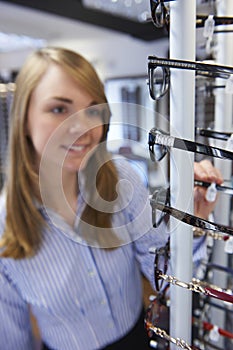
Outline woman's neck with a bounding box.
[39,162,79,227]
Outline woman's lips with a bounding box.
[62,144,88,154]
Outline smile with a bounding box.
[61,144,88,154]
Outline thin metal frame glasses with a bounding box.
[148,56,233,100]
[150,238,233,304]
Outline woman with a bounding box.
[0,47,222,350]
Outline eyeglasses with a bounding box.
[148,128,233,162]
[145,292,233,350]
[150,238,170,292]
[150,239,233,304]
[150,0,175,29]
[150,187,233,236]
[148,56,233,100]
[145,297,201,350]
[149,8,233,30]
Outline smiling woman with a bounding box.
[26,63,104,172]
[0,47,224,350]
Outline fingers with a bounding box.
[194,185,218,219]
[194,159,223,185]
[193,159,222,219]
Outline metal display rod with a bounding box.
[169,0,196,348]
[212,0,233,348]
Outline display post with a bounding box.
[212,0,233,348]
[169,1,196,347]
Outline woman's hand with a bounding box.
[194,159,223,219]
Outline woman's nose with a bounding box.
[69,120,89,135]
[69,122,81,134]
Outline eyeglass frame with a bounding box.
[148,56,233,100]
[150,0,175,29]
[195,127,232,141]
[145,292,201,350]
[150,187,233,236]
[149,8,233,30]
[148,127,233,162]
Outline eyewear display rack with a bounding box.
[168,1,196,348]
[167,1,233,349]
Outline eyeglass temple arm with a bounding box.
[150,196,233,235]
[196,15,233,28]
[194,180,233,195]
[195,127,232,141]
[157,273,233,303]
[148,56,233,76]
[149,128,233,160]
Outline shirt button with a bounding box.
[88,270,95,277]
[108,322,114,329]
[100,299,107,305]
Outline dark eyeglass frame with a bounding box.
[150,238,170,292]
[150,0,175,29]
[150,187,233,236]
[148,127,233,162]
[149,9,233,30]
[145,292,201,350]
[195,127,232,141]
[148,56,233,100]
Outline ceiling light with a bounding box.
[82,0,150,22]
[0,32,46,53]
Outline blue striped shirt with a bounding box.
[0,157,206,350]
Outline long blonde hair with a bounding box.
[0,47,118,259]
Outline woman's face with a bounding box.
[26,63,104,172]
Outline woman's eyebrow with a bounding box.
[89,100,98,106]
[52,97,73,104]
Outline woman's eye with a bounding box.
[86,107,102,118]
[51,106,67,114]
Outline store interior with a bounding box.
[0,0,233,349]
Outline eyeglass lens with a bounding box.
[148,64,170,100]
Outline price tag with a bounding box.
[203,15,215,38]
[205,183,217,202]
[225,236,233,254]
[209,325,220,342]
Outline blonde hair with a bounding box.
[0,47,118,259]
